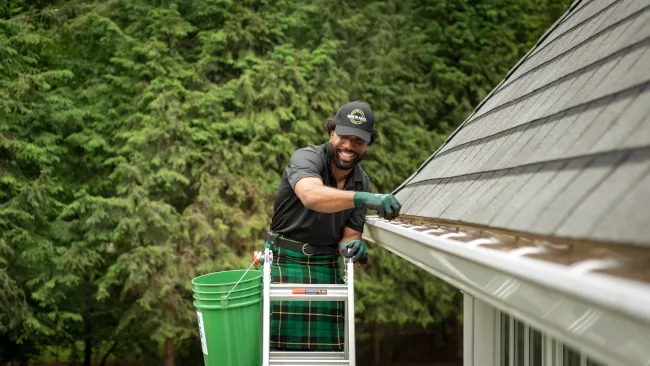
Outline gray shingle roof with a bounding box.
[395,0,650,246]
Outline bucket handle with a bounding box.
[222,251,262,302]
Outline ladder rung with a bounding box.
[269,284,348,301]
[270,361,350,366]
[269,351,350,365]
[270,351,346,360]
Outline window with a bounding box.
[495,311,609,366]
[516,320,525,366]
[499,312,510,366]
[530,328,543,366]
[564,346,581,366]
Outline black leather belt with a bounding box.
[266,231,339,256]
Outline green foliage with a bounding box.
[0,0,569,363]
[356,242,460,327]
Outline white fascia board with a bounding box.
[362,217,650,366]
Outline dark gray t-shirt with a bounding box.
[270,142,371,247]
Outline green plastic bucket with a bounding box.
[192,269,262,293]
[192,270,263,366]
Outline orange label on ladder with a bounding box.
[291,289,328,295]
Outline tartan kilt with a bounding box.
[264,240,345,351]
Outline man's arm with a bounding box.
[294,176,402,219]
[294,177,356,213]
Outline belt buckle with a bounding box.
[301,244,313,257]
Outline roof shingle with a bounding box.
[396,0,650,246]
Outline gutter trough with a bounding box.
[363,216,650,366]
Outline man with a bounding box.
[264,100,402,352]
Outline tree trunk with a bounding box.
[374,323,381,365]
[100,340,118,366]
[83,314,93,366]
[164,338,175,366]
[84,335,92,366]
[384,330,395,364]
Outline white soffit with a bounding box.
[362,216,650,366]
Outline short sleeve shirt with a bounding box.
[270,142,372,247]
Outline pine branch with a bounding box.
[9,2,95,22]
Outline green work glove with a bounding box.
[353,192,402,220]
[340,240,368,264]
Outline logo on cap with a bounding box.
[347,109,367,124]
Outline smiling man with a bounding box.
[264,100,402,352]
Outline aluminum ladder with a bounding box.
[261,247,356,366]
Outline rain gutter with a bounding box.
[362,216,650,366]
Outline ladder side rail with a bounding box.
[263,248,272,366]
[343,260,349,361]
[346,259,356,366]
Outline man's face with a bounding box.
[329,131,369,170]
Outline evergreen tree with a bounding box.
[0,0,570,363]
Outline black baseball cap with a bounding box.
[333,101,374,143]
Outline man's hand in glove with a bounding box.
[353,192,402,220]
[340,240,368,264]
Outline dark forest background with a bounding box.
[1,0,569,364]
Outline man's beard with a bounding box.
[328,142,365,170]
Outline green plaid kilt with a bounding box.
[264,241,345,351]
